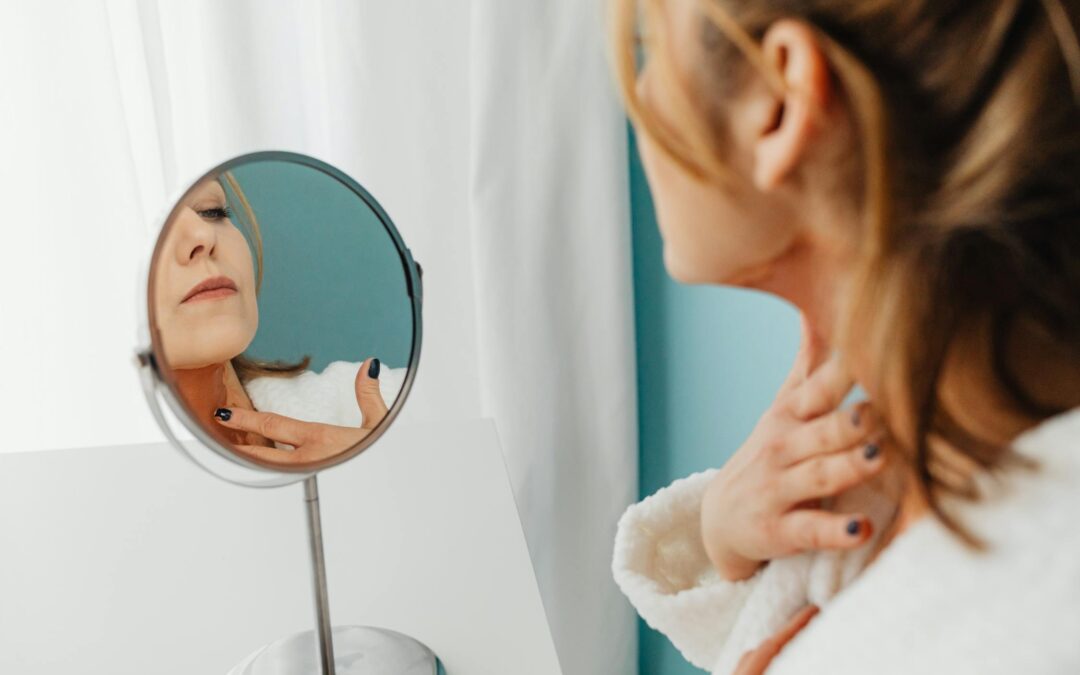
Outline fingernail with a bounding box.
[846,519,861,536]
[368,358,380,379]
[863,443,880,461]
[851,406,861,427]
[214,408,232,422]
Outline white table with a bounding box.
[0,418,562,675]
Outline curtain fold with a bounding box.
[468,1,638,673]
[3,1,637,672]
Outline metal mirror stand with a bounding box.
[304,260,421,675]
[137,150,430,674]
[305,476,336,675]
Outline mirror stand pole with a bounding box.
[304,475,337,675]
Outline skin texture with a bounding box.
[152,176,389,464]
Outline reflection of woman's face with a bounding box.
[153,177,259,369]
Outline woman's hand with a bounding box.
[214,357,389,464]
[354,357,389,425]
[701,314,891,581]
[733,604,819,675]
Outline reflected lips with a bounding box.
[182,275,238,304]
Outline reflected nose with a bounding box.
[173,208,217,265]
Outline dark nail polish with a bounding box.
[214,408,232,421]
[368,358,380,379]
[846,519,861,536]
[851,407,861,427]
[863,443,880,460]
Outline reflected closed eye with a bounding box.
[196,206,233,221]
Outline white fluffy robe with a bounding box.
[612,406,1080,674]
[245,361,407,428]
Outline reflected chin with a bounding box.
[160,319,255,369]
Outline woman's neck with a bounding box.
[733,227,846,348]
[745,227,1049,565]
[171,361,265,446]
[740,226,934,548]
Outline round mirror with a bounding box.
[133,151,436,673]
[135,150,422,486]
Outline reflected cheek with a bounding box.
[238,260,259,339]
[245,288,259,338]
[151,280,175,357]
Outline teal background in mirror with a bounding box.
[222,160,412,373]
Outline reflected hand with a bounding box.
[733,604,819,675]
[354,357,389,429]
[214,357,389,464]
[701,313,892,581]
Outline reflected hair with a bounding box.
[218,171,311,383]
[607,0,1080,547]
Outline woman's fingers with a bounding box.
[783,350,856,421]
[734,604,820,674]
[214,407,311,446]
[777,313,831,398]
[776,508,874,553]
[235,444,306,464]
[354,357,389,430]
[780,441,886,504]
[778,400,879,466]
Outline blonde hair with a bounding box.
[609,0,1080,547]
[219,170,311,383]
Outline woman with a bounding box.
[608,0,1080,672]
[151,173,403,466]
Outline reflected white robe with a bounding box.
[245,360,407,428]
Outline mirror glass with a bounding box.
[147,153,418,472]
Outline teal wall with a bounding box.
[224,160,413,373]
[628,127,803,674]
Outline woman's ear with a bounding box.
[743,19,832,192]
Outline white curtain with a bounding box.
[0,2,637,674]
[469,2,638,674]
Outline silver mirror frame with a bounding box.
[133,150,424,488]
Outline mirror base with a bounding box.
[227,625,443,675]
